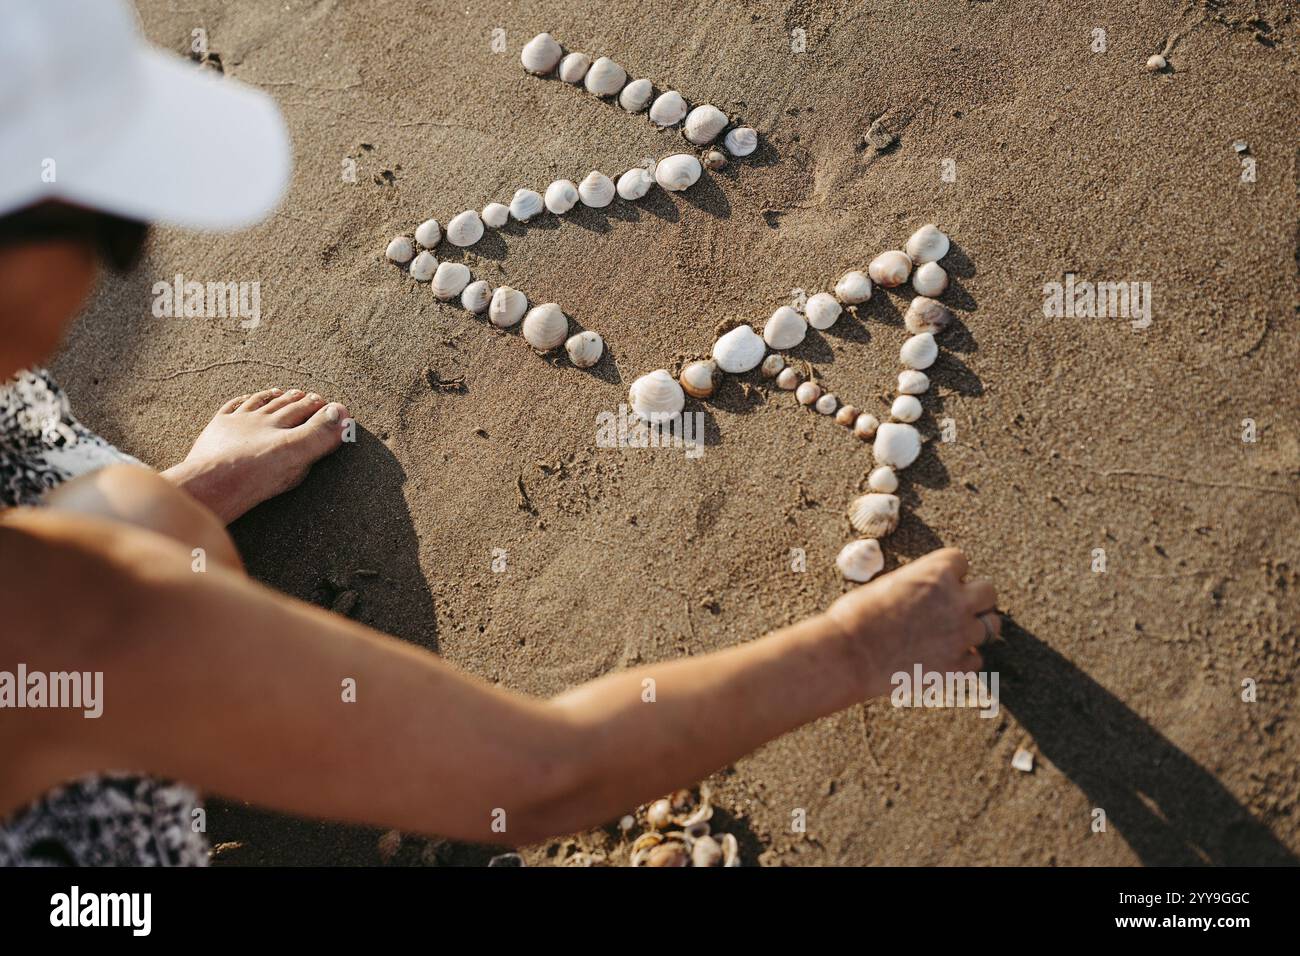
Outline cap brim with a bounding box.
[58,48,291,232]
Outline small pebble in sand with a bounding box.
[385,235,413,263]
[1232,139,1249,154]
[1012,747,1035,773]
[703,149,727,171]
[1145,53,1167,72]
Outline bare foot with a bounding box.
[162,388,351,524]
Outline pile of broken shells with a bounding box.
[625,787,741,867]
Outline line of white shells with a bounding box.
[520,32,759,162]
[834,224,956,584]
[376,247,604,368]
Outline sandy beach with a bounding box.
[55,0,1298,864]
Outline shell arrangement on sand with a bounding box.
[626,788,742,868]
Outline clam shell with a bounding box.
[848,493,900,537]
[723,126,758,157]
[522,303,569,351]
[684,104,728,145]
[868,250,912,288]
[481,202,509,228]
[544,179,579,214]
[558,51,591,84]
[703,149,727,171]
[912,261,949,297]
[578,171,615,208]
[488,286,528,327]
[763,305,807,349]
[646,842,691,867]
[815,393,838,415]
[805,292,842,330]
[898,370,930,395]
[868,466,898,493]
[891,395,922,423]
[720,832,741,867]
[509,188,544,222]
[565,330,603,368]
[646,799,673,829]
[776,367,801,390]
[649,90,688,126]
[796,381,821,406]
[835,270,872,304]
[854,413,879,440]
[903,296,952,335]
[835,404,858,427]
[761,354,785,378]
[432,261,471,300]
[679,359,717,399]
[619,77,653,113]
[691,835,724,867]
[414,219,441,248]
[837,539,884,583]
[711,324,766,374]
[584,56,626,96]
[904,223,950,264]
[446,210,484,247]
[461,280,492,314]
[900,332,938,370]
[385,236,413,263]
[616,167,654,200]
[408,250,437,282]
[655,154,702,192]
[874,422,922,469]
[521,32,562,75]
[629,369,685,423]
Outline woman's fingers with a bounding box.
[964,578,997,614]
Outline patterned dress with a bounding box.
[0,368,209,865]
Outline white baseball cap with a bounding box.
[0,0,290,230]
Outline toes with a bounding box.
[258,388,308,416]
[220,395,250,414]
[269,391,327,427]
[238,388,284,412]
[304,403,351,448]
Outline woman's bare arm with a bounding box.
[0,508,994,846]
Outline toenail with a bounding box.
[307,393,321,403]
[285,389,303,398]
[324,406,339,423]
[270,388,283,395]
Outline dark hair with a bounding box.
[0,202,149,272]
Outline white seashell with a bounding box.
[617,167,654,200]
[408,250,437,282]
[565,330,603,368]
[481,203,509,228]
[544,179,579,214]
[432,261,471,300]
[703,150,727,171]
[763,306,807,349]
[835,270,872,304]
[684,104,728,145]
[868,250,912,288]
[558,52,591,84]
[711,324,766,374]
[837,539,884,583]
[891,395,922,423]
[522,303,568,351]
[900,332,938,370]
[649,90,688,126]
[578,171,615,208]
[509,188,545,222]
[679,359,717,399]
[898,370,930,395]
[904,224,950,264]
[912,261,949,297]
[414,219,441,248]
[720,832,740,867]
[874,422,922,469]
[835,404,858,427]
[868,466,898,493]
[385,236,413,263]
[723,126,758,157]
[488,286,528,327]
[446,210,484,247]
[692,835,723,867]
[776,367,801,390]
[848,493,900,537]
[646,798,673,829]
[521,32,562,75]
[796,381,821,406]
[655,154,702,192]
[903,296,953,335]
[619,78,653,113]
[584,56,626,96]
[461,280,492,313]
[815,393,838,415]
[1012,747,1035,773]
[619,814,635,832]
[761,354,785,378]
[629,369,685,423]
[854,413,879,440]
[1145,54,1167,73]
[805,292,842,330]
